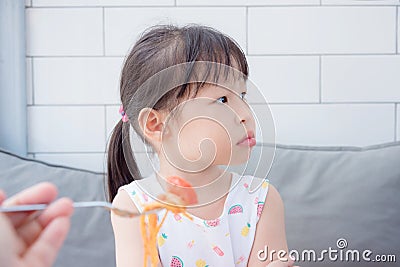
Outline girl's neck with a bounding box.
[156,156,233,205]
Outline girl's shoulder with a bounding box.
[231,172,271,195]
[118,174,163,212]
[228,172,272,224]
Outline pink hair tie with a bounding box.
[119,105,129,122]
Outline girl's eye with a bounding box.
[216,96,228,104]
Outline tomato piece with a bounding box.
[166,176,198,205]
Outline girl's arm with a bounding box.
[111,190,162,267]
[247,184,293,267]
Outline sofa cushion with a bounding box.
[0,149,115,267]
[1,140,399,267]
[245,141,400,267]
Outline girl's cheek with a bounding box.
[177,130,226,162]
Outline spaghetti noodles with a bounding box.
[140,176,198,267]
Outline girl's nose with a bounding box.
[237,105,252,124]
[238,111,251,125]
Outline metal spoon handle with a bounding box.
[0,201,160,218]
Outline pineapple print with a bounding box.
[196,259,208,267]
[262,180,269,189]
[241,222,251,237]
[157,233,167,246]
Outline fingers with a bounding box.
[37,197,74,228]
[23,216,71,267]
[0,214,17,267]
[0,190,6,204]
[0,183,74,267]
[2,182,58,206]
[2,183,59,227]
[13,198,74,253]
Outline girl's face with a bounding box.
[161,80,256,173]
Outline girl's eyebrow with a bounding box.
[203,85,247,97]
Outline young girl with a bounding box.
[107,24,297,267]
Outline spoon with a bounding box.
[0,201,160,218]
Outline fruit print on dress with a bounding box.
[174,213,183,222]
[228,204,243,215]
[212,244,224,256]
[195,259,209,267]
[236,255,246,264]
[257,201,265,218]
[158,233,167,247]
[203,218,220,227]
[254,196,259,204]
[170,255,184,267]
[241,223,251,237]
[187,240,195,249]
[131,190,142,205]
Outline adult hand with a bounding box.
[0,182,74,267]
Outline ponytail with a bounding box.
[107,120,141,202]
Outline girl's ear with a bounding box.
[137,107,167,146]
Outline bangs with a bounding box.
[172,24,248,99]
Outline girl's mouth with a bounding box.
[237,131,256,147]
[237,137,256,147]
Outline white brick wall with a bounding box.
[248,7,396,54]
[25,2,400,172]
[27,106,106,153]
[105,7,246,55]
[33,57,122,104]
[26,8,104,56]
[322,56,400,102]
[247,56,320,103]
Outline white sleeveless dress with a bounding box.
[119,171,270,267]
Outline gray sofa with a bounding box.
[1,142,399,267]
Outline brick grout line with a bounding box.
[319,55,322,103]
[31,58,35,105]
[25,4,400,8]
[104,105,107,147]
[247,53,399,56]
[26,102,400,107]
[27,104,119,107]
[396,7,399,54]
[256,102,399,105]
[33,151,106,154]
[246,6,248,55]
[102,7,106,56]
[26,55,124,58]
[27,53,399,58]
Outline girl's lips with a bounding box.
[237,130,256,147]
[237,137,256,147]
